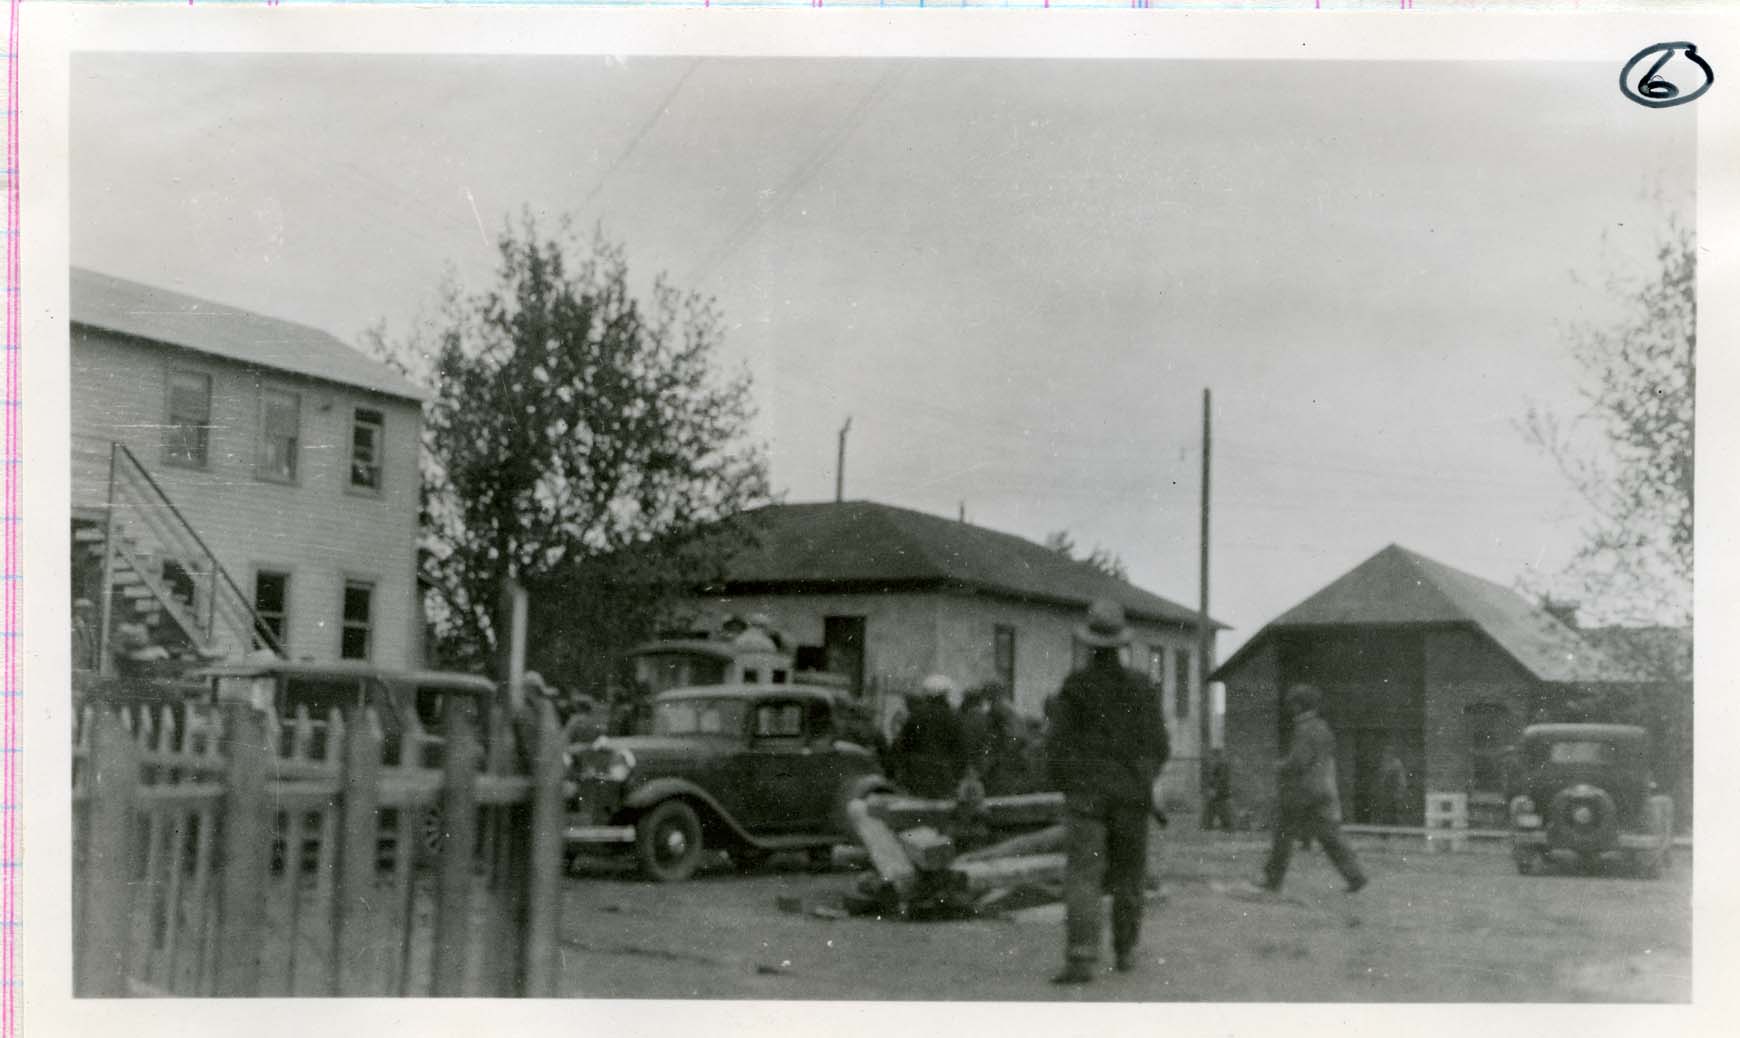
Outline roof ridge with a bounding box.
[72,266,346,345]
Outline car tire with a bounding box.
[636,800,705,883]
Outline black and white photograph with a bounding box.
[30,8,1733,1021]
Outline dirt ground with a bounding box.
[555,825,1691,1002]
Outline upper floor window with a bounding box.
[257,388,301,483]
[340,579,374,661]
[164,370,212,468]
[350,407,384,492]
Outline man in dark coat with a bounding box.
[1261,684,1367,893]
[1047,599,1169,985]
[890,674,967,799]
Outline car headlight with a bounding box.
[606,748,635,783]
[1510,795,1540,827]
[576,743,636,783]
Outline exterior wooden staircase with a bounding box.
[74,443,284,674]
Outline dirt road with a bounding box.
[555,828,1690,1002]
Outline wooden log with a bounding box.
[896,826,956,872]
[332,708,383,995]
[949,852,1067,895]
[215,704,271,996]
[430,695,480,996]
[866,791,1065,830]
[77,709,140,998]
[955,823,1067,864]
[845,799,916,894]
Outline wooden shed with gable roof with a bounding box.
[1212,544,1641,829]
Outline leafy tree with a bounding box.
[1044,529,1130,582]
[1522,224,1693,630]
[375,219,770,689]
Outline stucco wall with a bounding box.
[71,327,424,669]
[680,587,1208,802]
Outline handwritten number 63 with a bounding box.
[1621,43,1715,109]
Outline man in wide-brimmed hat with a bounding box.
[1046,598,1169,985]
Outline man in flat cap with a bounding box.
[1047,598,1169,985]
[1261,683,1367,894]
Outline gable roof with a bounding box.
[708,500,1221,630]
[1214,544,1635,684]
[70,267,426,402]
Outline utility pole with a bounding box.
[1197,388,1215,806]
[835,417,852,503]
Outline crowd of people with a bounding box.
[882,674,1047,800]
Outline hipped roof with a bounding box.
[1214,544,1637,684]
[70,267,426,402]
[709,500,1222,631]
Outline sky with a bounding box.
[70,55,1696,655]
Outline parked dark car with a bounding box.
[1509,723,1674,878]
[564,684,893,881]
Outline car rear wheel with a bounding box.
[636,800,705,882]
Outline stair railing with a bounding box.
[98,442,286,671]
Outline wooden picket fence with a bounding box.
[71,696,568,997]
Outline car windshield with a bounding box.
[1545,740,1617,765]
[653,697,748,737]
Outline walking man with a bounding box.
[1261,684,1366,894]
[1048,599,1169,985]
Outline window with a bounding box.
[1175,648,1192,719]
[993,625,1017,690]
[253,570,289,650]
[257,388,301,482]
[753,702,805,739]
[340,580,374,661]
[164,371,212,467]
[350,407,384,491]
[1148,645,1165,685]
[823,616,866,692]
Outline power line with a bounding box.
[577,59,705,217]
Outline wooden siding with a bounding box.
[71,326,423,668]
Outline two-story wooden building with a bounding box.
[70,268,426,672]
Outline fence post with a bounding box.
[519,699,566,997]
[77,709,140,997]
[214,704,271,996]
[331,709,384,995]
[430,695,480,996]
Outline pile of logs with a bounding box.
[842,792,1069,919]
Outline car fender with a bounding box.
[622,777,761,848]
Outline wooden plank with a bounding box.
[949,852,1067,895]
[430,695,480,996]
[955,824,1067,864]
[215,704,271,996]
[181,807,215,995]
[846,799,916,894]
[77,710,140,997]
[131,806,167,985]
[153,809,191,991]
[897,827,956,871]
[520,700,566,997]
[865,791,1066,830]
[332,708,383,995]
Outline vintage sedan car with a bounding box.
[1509,723,1674,878]
[564,684,893,881]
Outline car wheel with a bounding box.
[636,800,705,883]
